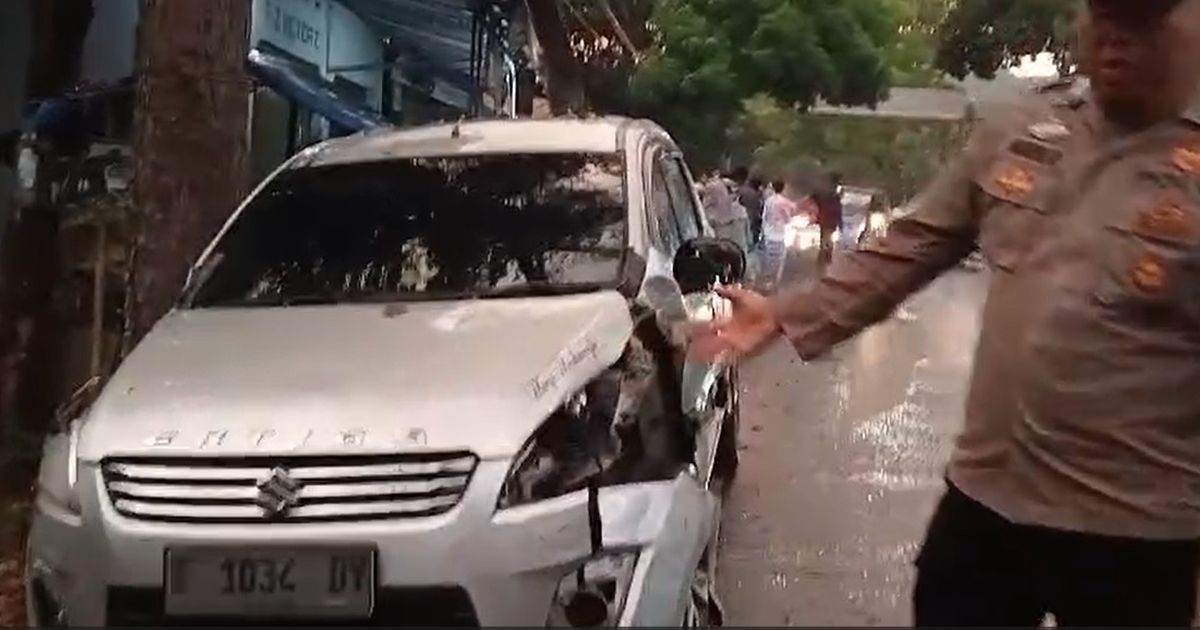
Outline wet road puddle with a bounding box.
[718,269,987,625]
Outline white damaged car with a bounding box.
[26,117,746,627]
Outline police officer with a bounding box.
[691,0,1200,625]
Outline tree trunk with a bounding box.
[129,0,250,344]
[609,0,653,52]
[0,0,34,420]
[525,0,585,114]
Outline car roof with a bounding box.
[293,116,669,168]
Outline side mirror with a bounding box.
[672,237,746,295]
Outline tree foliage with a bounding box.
[730,94,970,203]
[532,0,903,166]
[534,0,1076,171]
[933,0,1076,80]
[632,0,905,165]
[883,0,952,87]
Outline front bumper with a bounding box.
[27,460,716,626]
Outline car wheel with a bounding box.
[712,368,740,491]
[683,569,722,627]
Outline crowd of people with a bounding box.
[695,165,844,291]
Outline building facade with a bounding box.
[246,0,528,181]
[20,0,530,184]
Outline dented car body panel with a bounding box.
[26,117,735,627]
[77,292,635,462]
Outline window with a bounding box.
[292,108,331,151]
[648,155,682,251]
[661,156,702,241]
[187,152,627,307]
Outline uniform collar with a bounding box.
[1077,77,1200,126]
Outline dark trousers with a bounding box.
[914,482,1199,627]
[818,223,838,267]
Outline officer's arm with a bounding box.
[772,120,1002,361]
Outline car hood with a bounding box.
[78,291,634,462]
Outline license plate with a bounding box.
[165,546,374,619]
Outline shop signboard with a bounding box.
[254,0,327,68]
[250,0,383,109]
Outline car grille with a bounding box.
[101,453,477,523]
[106,585,480,626]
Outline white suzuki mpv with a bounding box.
[27,116,746,627]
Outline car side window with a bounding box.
[648,151,683,252]
[661,156,703,241]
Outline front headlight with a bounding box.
[498,369,624,509]
[867,211,887,232]
[36,421,82,514]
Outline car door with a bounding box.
[641,144,685,278]
[636,141,691,323]
[656,150,733,488]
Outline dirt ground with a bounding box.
[0,458,33,626]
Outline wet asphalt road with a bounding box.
[717,251,990,626]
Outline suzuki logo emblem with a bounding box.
[255,466,302,518]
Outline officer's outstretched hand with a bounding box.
[688,285,782,362]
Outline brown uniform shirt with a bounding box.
[774,77,1200,540]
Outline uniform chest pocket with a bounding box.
[975,158,1052,272]
[1092,192,1200,319]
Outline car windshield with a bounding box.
[186,152,626,307]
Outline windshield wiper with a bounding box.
[476,282,608,299]
[196,289,471,308]
[195,284,610,308]
[197,290,344,308]
[282,294,343,306]
[196,296,327,308]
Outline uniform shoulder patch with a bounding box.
[994,162,1036,197]
[1129,250,1170,296]
[1171,142,1200,175]
[1133,193,1197,246]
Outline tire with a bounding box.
[683,564,724,627]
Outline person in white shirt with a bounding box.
[758,179,797,292]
